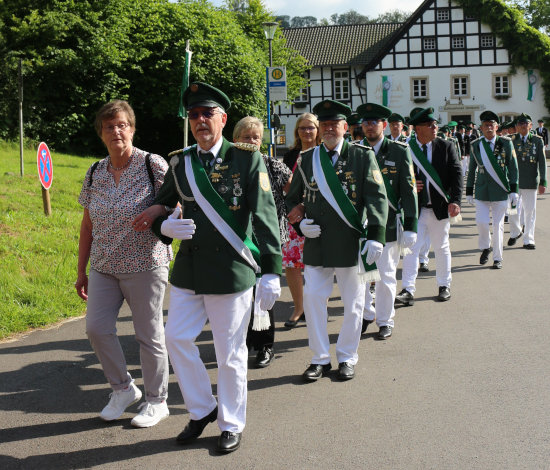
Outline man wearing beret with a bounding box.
[465,111,518,268]
[396,107,462,304]
[286,99,388,381]
[535,119,548,147]
[507,113,546,249]
[388,113,407,142]
[151,82,282,453]
[357,103,418,339]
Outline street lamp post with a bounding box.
[262,21,278,158]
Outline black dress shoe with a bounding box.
[492,260,502,269]
[507,234,521,246]
[419,262,429,272]
[523,244,536,250]
[337,362,355,380]
[302,363,331,381]
[284,313,305,328]
[217,431,242,453]
[176,406,218,444]
[377,325,393,340]
[255,346,274,368]
[437,286,451,301]
[361,318,373,334]
[480,247,492,265]
[395,288,414,306]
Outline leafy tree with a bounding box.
[507,0,550,33]
[290,16,318,27]
[375,9,411,23]
[275,15,291,28]
[0,0,308,155]
[331,10,371,25]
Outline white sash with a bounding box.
[478,141,509,192]
[184,154,260,273]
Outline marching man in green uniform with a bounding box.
[508,113,547,249]
[466,111,518,269]
[388,113,407,142]
[151,82,282,453]
[358,103,418,339]
[286,99,388,381]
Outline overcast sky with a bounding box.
[207,0,425,21]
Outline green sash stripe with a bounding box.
[480,138,511,192]
[189,149,260,264]
[409,139,450,201]
[318,146,375,272]
[381,172,399,212]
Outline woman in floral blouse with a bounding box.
[75,100,172,428]
[233,116,291,368]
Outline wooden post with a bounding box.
[41,187,51,216]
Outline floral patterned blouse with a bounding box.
[78,147,173,274]
[262,154,292,245]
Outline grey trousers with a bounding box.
[86,266,169,403]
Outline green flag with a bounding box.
[178,47,192,118]
[527,69,537,102]
[382,75,392,107]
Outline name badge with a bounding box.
[384,160,395,166]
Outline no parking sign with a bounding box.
[37,142,53,190]
[36,142,53,215]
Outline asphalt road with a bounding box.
[1,179,549,469]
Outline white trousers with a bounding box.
[461,156,470,178]
[475,199,507,262]
[418,234,431,265]
[401,209,451,294]
[509,189,537,245]
[304,265,365,365]
[165,286,253,433]
[364,241,400,327]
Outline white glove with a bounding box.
[160,207,196,240]
[299,218,321,238]
[361,240,384,265]
[466,195,474,205]
[402,231,417,249]
[256,274,281,311]
[509,192,519,206]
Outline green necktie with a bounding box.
[201,152,213,170]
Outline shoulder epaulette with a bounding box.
[500,135,512,142]
[350,141,373,150]
[232,142,258,152]
[168,145,194,158]
[391,140,408,148]
[511,134,517,141]
[470,137,481,145]
[532,133,543,140]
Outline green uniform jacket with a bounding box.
[466,136,518,201]
[285,140,388,268]
[367,137,418,242]
[152,138,282,295]
[511,133,547,189]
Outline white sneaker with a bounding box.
[131,401,169,428]
[99,381,142,421]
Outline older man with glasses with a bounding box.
[465,111,518,269]
[151,82,282,453]
[396,107,462,304]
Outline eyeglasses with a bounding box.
[188,109,222,120]
[298,126,316,132]
[103,122,130,133]
[362,119,382,127]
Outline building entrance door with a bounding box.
[450,114,472,124]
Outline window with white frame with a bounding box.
[481,34,495,48]
[295,74,309,103]
[452,36,465,49]
[423,37,437,50]
[333,70,350,101]
[494,75,510,96]
[411,77,428,99]
[437,9,450,21]
[451,75,469,97]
